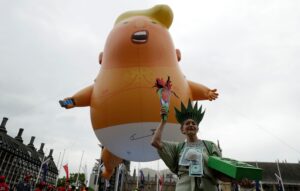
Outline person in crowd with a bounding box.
[57,180,71,191]
[70,185,75,191]
[46,184,55,191]
[152,100,254,191]
[0,176,9,191]
[152,100,223,190]
[34,182,46,191]
[16,175,31,191]
[79,184,86,191]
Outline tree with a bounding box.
[56,173,86,187]
[57,177,66,187]
[70,173,86,186]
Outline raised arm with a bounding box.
[151,120,167,150]
[151,107,168,149]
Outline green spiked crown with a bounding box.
[174,99,205,125]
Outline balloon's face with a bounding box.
[90,16,188,162]
[101,16,178,69]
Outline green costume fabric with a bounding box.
[157,140,221,191]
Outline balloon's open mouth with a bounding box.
[131,30,148,44]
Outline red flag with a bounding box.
[63,164,69,181]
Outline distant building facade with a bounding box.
[0,117,58,189]
[88,132,300,191]
[89,159,131,191]
[247,161,300,191]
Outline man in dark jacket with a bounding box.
[16,175,31,191]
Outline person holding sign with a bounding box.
[151,100,222,191]
[151,99,256,191]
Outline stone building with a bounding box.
[89,160,300,191]
[0,117,58,189]
[247,161,300,191]
[89,159,132,191]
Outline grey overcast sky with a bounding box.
[1,0,300,179]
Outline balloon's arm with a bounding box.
[59,85,94,109]
[188,80,219,101]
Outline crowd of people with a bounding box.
[0,176,88,191]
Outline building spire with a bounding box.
[38,143,45,155]
[0,117,8,134]
[27,136,36,150]
[48,149,54,159]
[15,128,24,143]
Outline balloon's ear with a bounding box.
[176,49,181,62]
[99,52,103,65]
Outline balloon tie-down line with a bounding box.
[129,129,156,141]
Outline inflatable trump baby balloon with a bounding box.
[60,4,218,179]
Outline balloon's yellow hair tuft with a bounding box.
[115,4,173,29]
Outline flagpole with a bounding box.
[156,160,159,191]
[76,151,85,187]
[255,162,263,191]
[114,164,122,191]
[136,163,140,189]
[56,149,66,186]
[119,164,125,191]
[36,151,46,186]
[82,164,88,185]
[276,160,285,191]
[36,153,50,187]
[94,144,104,191]
[56,152,61,171]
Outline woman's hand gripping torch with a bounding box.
[154,76,177,121]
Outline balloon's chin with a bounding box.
[94,122,184,161]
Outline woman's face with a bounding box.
[181,119,198,135]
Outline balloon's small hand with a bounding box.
[208,89,219,101]
[59,98,75,109]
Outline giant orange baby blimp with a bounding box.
[60,4,218,175]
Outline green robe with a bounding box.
[157,140,221,191]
